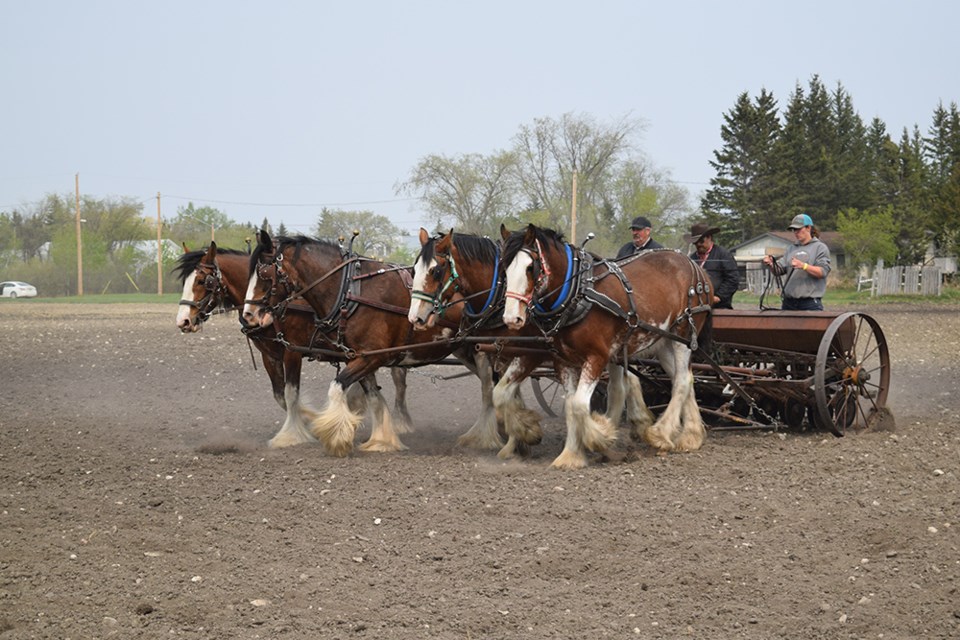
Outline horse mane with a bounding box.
[277,235,343,263]
[173,247,248,283]
[502,225,566,267]
[451,233,499,263]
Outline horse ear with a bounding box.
[259,229,272,247]
[418,227,429,246]
[523,224,536,244]
[500,223,510,241]
[205,242,217,262]
[437,229,453,253]
[182,242,190,253]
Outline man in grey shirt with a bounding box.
[762,214,831,311]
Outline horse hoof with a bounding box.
[550,451,588,470]
[358,440,408,453]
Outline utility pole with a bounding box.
[75,173,83,296]
[569,170,579,244]
[157,192,163,295]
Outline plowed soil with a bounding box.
[1,302,958,639]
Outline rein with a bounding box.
[412,244,502,323]
[256,247,455,360]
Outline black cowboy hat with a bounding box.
[683,222,721,243]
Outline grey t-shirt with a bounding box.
[777,238,831,300]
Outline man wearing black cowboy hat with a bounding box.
[615,215,663,260]
[685,222,739,309]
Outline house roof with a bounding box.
[730,231,844,254]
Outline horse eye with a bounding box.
[431,266,444,280]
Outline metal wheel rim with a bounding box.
[814,312,891,436]
[530,377,562,417]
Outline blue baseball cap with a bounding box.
[787,214,813,230]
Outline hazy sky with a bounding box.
[2,0,957,236]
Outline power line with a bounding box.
[163,194,419,208]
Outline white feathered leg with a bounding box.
[268,381,318,448]
[457,353,504,450]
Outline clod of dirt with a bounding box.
[196,436,259,455]
[868,406,897,432]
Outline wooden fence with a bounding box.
[870,265,942,296]
[746,262,943,297]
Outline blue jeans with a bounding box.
[782,297,823,311]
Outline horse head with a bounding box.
[243,230,286,328]
[244,231,348,330]
[409,228,456,329]
[500,224,565,330]
[175,242,225,333]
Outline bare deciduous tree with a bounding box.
[511,112,645,231]
[396,151,518,236]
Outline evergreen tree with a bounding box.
[925,101,960,251]
[700,89,781,241]
[864,117,894,207]
[830,83,872,215]
[893,127,931,263]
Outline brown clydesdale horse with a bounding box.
[175,242,411,449]
[242,230,500,456]
[500,224,714,469]
[408,228,546,458]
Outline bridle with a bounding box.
[248,247,360,330]
[411,250,462,319]
[246,252,297,320]
[411,243,504,320]
[179,261,229,325]
[504,238,550,310]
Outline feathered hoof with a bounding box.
[629,425,648,443]
[497,438,529,460]
[310,387,363,457]
[457,431,505,451]
[392,415,414,435]
[583,413,618,453]
[674,429,705,452]
[514,408,543,445]
[550,448,588,470]
[358,438,408,453]
[268,428,316,449]
[642,428,675,453]
[311,418,359,457]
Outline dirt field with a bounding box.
[1,301,958,639]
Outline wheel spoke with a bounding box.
[815,312,891,436]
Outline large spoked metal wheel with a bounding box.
[814,312,891,437]
[529,375,608,417]
[530,376,563,417]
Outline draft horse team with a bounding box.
[177,223,715,470]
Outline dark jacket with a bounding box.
[615,238,664,260]
[689,244,739,309]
